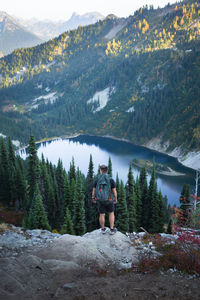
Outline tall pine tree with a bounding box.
[157,191,164,233]
[7,137,17,207]
[148,166,160,233]
[85,154,97,231]
[27,183,51,231]
[69,157,76,183]
[60,207,75,235]
[135,177,142,231]
[0,137,11,207]
[55,159,65,223]
[27,135,40,207]
[74,174,86,235]
[63,174,71,212]
[126,164,137,232]
[180,183,191,224]
[139,167,149,229]
[108,157,113,177]
[116,180,129,233]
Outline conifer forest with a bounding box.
[0,135,169,234]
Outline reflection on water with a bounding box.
[20,135,196,206]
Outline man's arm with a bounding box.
[92,187,96,203]
[112,187,117,203]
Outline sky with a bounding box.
[1,0,178,21]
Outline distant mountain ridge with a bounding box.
[17,12,105,40]
[0,11,104,55]
[0,11,43,55]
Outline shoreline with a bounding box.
[132,160,185,177]
[101,134,198,172]
[17,133,81,152]
[17,132,198,171]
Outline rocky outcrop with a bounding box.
[144,137,200,170]
[0,225,169,299]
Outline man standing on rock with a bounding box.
[92,164,117,235]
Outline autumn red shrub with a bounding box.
[137,255,161,273]
[138,230,200,275]
[0,209,23,226]
[160,242,200,275]
[177,229,200,246]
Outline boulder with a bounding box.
[37,228,138,270]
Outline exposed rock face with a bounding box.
[37,229,138,270]
[144,137,200,170]
[0,226,162,299]
[0,225,60,257]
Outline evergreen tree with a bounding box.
[69,178,77,220]
[139,167,149,229]
[27,184,51,230]
[60,207,75,235]
[55,159,65,223]
[108,157,113,177]
[115,173,120,224]
[180,183,191,224]
[63,174,71,212]
[16,154,25,174]
[7,137,16,166]
[52,172,62,230]
[128,189,137,232]
[126,164,137,232]
[163,195,170,224]
[167,219,172,234]
[40,161,56,228]
[0,137,11,206]
[47,183,56,229]
[69,157,76,183]
[7,137,22,209]
[15,159,27,210]
[135,177,142,231]
[56,159,65,204]
[40,161,51,206]
[126,163,135,210]
[27,135,40,205]
[116,180,129,233]
[157,191,164,233]
[74,174,86,235]
[148,166,160,233]
[85,154,97,231]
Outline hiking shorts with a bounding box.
[98,202,115,214]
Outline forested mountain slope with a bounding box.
[0,0,199,156]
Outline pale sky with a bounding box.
[1,0,179,21]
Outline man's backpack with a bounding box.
[96,174,113,204]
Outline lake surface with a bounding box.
[20,135,196,206]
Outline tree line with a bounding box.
[0,135,171,234]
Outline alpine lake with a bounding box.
[20,135,196,206]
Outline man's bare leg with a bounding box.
[99,213,105,229]
[109,211,115,230]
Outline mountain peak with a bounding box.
[0,11,43,55]
[71,12,79,18]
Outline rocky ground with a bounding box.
[0,225,200,300]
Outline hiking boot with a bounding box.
[110,228,117,235]
[101,227,107,234]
